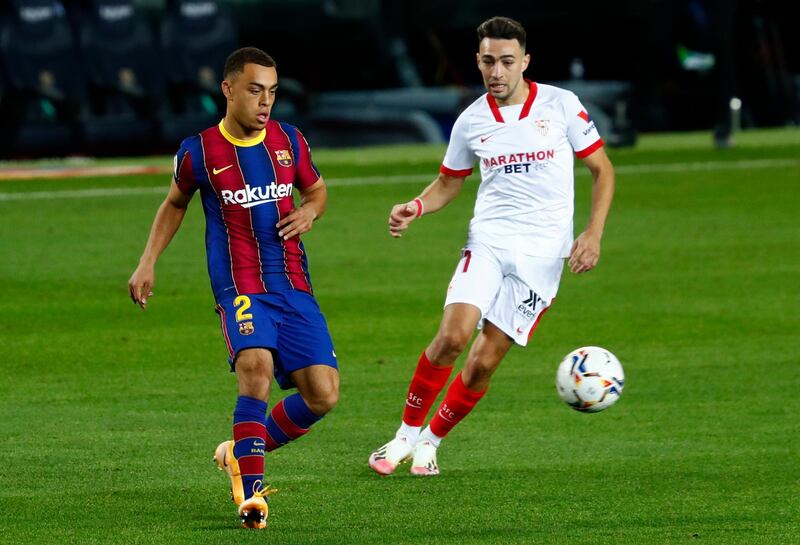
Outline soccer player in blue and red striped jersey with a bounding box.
[128,47,338,529]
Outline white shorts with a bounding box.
[444,242,564,346]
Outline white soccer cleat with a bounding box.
[368,435,413,476]
[409,439,439,476]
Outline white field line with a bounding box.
[0,158,796,202]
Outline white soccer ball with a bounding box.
[555,346,624,412]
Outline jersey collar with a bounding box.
[218,119,266,147]
[486,79,538,123]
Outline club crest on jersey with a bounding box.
[238,321,254,335]
[534,119,550,136]
[274,149,293,167]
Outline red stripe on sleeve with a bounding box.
[575,138,604,158]
[440,165,473,177]
[175,150,197,194]
[294,128,320,189]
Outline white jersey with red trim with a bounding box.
[440,81,604,258]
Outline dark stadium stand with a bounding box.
[0,0,83,155]
[159,0,237,146]
[77,0,163,154]
[0,0,795,157]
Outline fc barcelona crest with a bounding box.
[239,321,254,335]
[274,149,293,167]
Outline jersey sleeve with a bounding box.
[564,92,605,158]
[173,138,199,195]
[440,112,476,177]
[293,128,322,189]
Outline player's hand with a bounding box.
[276,206,316,240]
[128,264,155,309]
[568,231,601,274]
[388,201,420,238]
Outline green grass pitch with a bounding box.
[0,129,798,544]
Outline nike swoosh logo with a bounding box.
[253,441,265,447]
[480,135,494,143]
[212,165,233,175]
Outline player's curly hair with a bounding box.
[477,16,526,50]
[223,47,276,79]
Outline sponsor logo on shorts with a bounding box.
[517,290,545,319]
[239,321,255,335]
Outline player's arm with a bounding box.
[277,177,327,240]
[388,172,466,238]
[128,181,193,309]
[569,147,615,274]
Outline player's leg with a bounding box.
[411,322,513,475]
[402,302,481,434]
[212,295,279,529]
[410,255,564,475]
[369,245,502,475]
[212,348,276,528]
[261,291,339,452]
[369,303,479,475]
[263,364,339,451]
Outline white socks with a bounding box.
[418,426,443,448]
[396,423,443,448]
[396,422,421,445]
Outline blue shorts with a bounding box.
[215,291,338,390]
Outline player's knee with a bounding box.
[235,350,272,380]
[430,330,470,362]
[304,386,339,416]
[463,357,498,388]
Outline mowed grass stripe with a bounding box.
[0,157,797,201]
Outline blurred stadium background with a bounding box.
[0,0,798,157]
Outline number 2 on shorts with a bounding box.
[233,295,253,322]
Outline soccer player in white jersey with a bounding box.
[368,16,615,476]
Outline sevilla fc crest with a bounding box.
[534,119,550,136]
[274,149,293,167]
[239,321,254,335]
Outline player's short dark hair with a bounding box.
[477,16,526,50]
[223,47,276,79]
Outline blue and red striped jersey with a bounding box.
[173,119,321,301]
